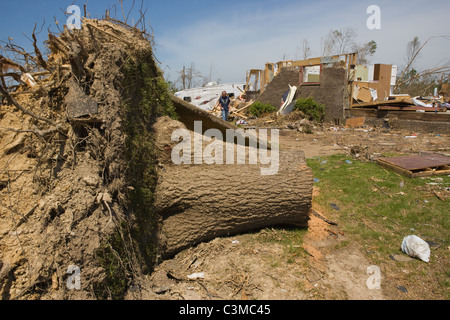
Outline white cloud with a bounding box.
[155,0,450,83]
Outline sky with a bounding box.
[1,0,449,85]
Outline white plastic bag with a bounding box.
[401,235,430,262]
[187,272,204,280]
[20,73,37,87]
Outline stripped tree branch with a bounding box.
[32,24,49,70]
[0,55,27,73]
[396,36,450,91]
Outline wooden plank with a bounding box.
[231,112,248,119]
[378,105,446,112]
[291,57,322,67]
[411,169,450,178]
[235,100,254,113]
[378,154,450,171]
[377,157,450,178]
[350,108,450,122]
[352,99,414,108]
[345,117,365,128]
[376,159,414,178]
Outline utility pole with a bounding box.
[209,61,213,83]
[182,66,186,90]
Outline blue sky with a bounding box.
[1,0,449,84]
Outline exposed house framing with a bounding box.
[246,52,358,102]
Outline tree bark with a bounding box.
[153,117,313,259]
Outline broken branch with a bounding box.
[32,24,49,70]
[0,125,60,141]
[311,208,338,226]
[0,55,26,73]
[13,205,38,231]
[0,80,56,127]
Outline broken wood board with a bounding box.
[388,95,412,104]
[345,117,365,128]
[351,99,414,108]
[377,105,447,112]
[356,86,372,103]
[235,100,254,113]
[439,83,450,98]
[377,154,450,178]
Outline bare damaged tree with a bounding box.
[395,36,450,92]
[321,27,357,56]
[405,36,421,72]
[178,63,203,89]
[294,39,311,61]
[301,39,312,60]
[321,27,376,64]
[354,40,377,65]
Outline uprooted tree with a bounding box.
[0,14,312,300]
[0,16,176,300]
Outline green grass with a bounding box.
[307,154,450,298]
[308,154,450,240]
[255,228,308,264]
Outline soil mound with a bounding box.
[0,18,173,299]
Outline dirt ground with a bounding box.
[127,188,386,300]
[127,126,449,301]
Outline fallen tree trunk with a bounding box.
[153,117,313,259]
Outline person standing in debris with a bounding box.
[217,91,231,121]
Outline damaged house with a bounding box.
[244,53,397,124]
[243,53,449,132]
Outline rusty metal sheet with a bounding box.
[378,154,450,171]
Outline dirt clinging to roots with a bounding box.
[0,19,174,299]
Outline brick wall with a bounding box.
[257,67,300,108]
[256,66,348,124]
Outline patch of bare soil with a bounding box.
[278,126,449,159]
[129,234,309,300]
[129,186,385,300]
